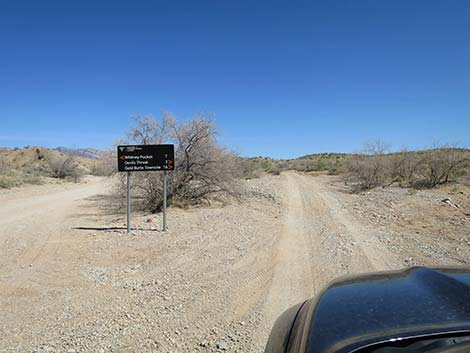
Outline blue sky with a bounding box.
[1,1,469,158]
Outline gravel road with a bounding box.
[0,172,466,352]
[0,177,107,294]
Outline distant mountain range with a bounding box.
[54,147,111,160]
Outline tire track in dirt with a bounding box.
[257,172,401,350]
[261,173,315,329]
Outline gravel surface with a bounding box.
[0,172,468,352]
[326,175,470,267]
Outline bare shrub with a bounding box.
[389,148,423,186]
[349,141,469,190]
[415,145,468,187]
[90,158,115,176]
[120,114,240,213]
[46,154,85,181]
[127,115,168,145]
[348,141,391,190]
[362,140,391,155]
[348,156,387,189]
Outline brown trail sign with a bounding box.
[117,144,175,233]
[117,144,174,172]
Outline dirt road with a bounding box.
[0,178,106,294]
[0,172,464,352]
[258,172,401,345]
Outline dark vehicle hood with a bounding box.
[308,267,470,353]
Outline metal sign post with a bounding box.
[127,171,131,234]
[117,144,174,234]
[163,170,167,231]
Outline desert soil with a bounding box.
[0,172,468,353]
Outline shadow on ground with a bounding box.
[73,226,161,232]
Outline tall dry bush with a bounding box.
[119,114,240,213]
[46,154,85,182]
[389,149,423,186]
[348,140,391,190]
[349,141,469,190]
[90,157,115,176]
[415,145,468,187]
